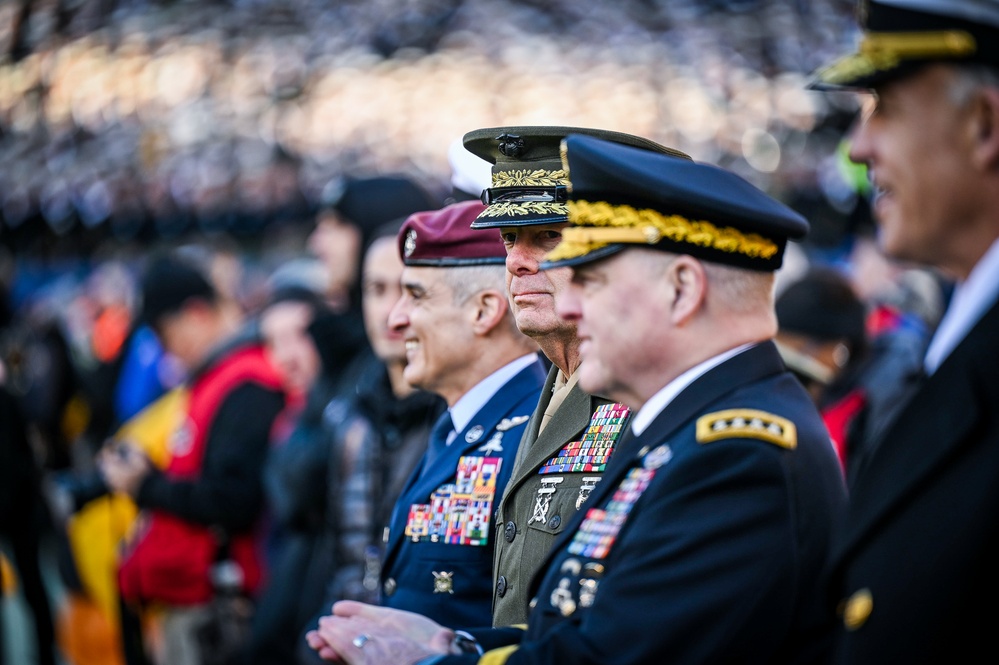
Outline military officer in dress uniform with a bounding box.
[378,200,546,631]
[462,126,691,626]
[306,135,847,665]
[811,1,999,662]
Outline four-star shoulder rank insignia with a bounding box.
[695,409,797,449]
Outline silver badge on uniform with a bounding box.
[478,431,504,454]
[497,415,530,431]
[404,229,418,257]
[530,477,564,525]
[576,476,602,510]
[432,571,454,594]
[465,425,485,443]
[643,444,673,470]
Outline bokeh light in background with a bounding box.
[0,0,863,252]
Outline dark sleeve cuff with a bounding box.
[467,626,525,653]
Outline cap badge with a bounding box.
[496,133,525,158]
[404,229,418,258]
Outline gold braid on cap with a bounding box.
[478,168,570,218]
[817,30,976,84]
[545,200,779,262]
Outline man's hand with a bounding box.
[305,601,456,664]
[98,443,152,498]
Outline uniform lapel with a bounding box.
[529,342,788,591]
[384,361,544,563]
[833,299,999,563]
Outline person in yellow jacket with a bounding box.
[59,387,186,665]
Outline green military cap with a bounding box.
[462,126,690,230]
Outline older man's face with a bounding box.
[849,65,983,276]
[387,266,474,401]
[500,224,577,340]
[555,250,673,406]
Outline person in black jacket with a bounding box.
[292,218,445,665]
[100,251,286,665]
[0,383,59,665]
[810,1,999,662]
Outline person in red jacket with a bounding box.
[100,250,285,665]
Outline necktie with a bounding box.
[540,370,577,434]
[423,410,454,473]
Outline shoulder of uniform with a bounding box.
[695,408,796,449]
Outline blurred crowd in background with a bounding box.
[0,1,952,664]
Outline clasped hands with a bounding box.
[306,601,458,664]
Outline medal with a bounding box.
[432,571,454,594]
[530,477,564,524]
[576,476,602,509]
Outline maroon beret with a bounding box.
[398,201,507,267]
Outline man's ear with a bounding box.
[470,289,508,335]
[969,86,999,170]
[666,256,707,327]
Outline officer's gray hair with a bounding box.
[702,262,776,317]
[949,64,999,105]
[439,264,523,338]
[440,264,508,305]
[640,250,775,316]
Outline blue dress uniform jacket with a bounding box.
[828,298,999,664]
[381,360,546,630]
[455,342,846,665]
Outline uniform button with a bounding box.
[496,576,508,598]
[842,588,873,631]
[384,578,397,597]
[504,521,517,542]
[547,515,561,529]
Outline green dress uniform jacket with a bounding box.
[492,364,629,626]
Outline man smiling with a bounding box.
[378,200,545,631]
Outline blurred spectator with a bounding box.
[776,267,869,469]
[307,175,441,314]
[294,218,445,665]
[100,250,285,665]
[0,381,59,665]
[59,385,186,665]
[245,281,334,665]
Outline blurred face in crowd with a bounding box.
[500,223,577,341]
[153,301,217,371]
[849,65,985,277]
[388,266,474,403]
[259,300,321,397]
[308,210,363,296]
[556,250,675,408]
[362,236,407,364]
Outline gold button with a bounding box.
[843,588,873,630]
